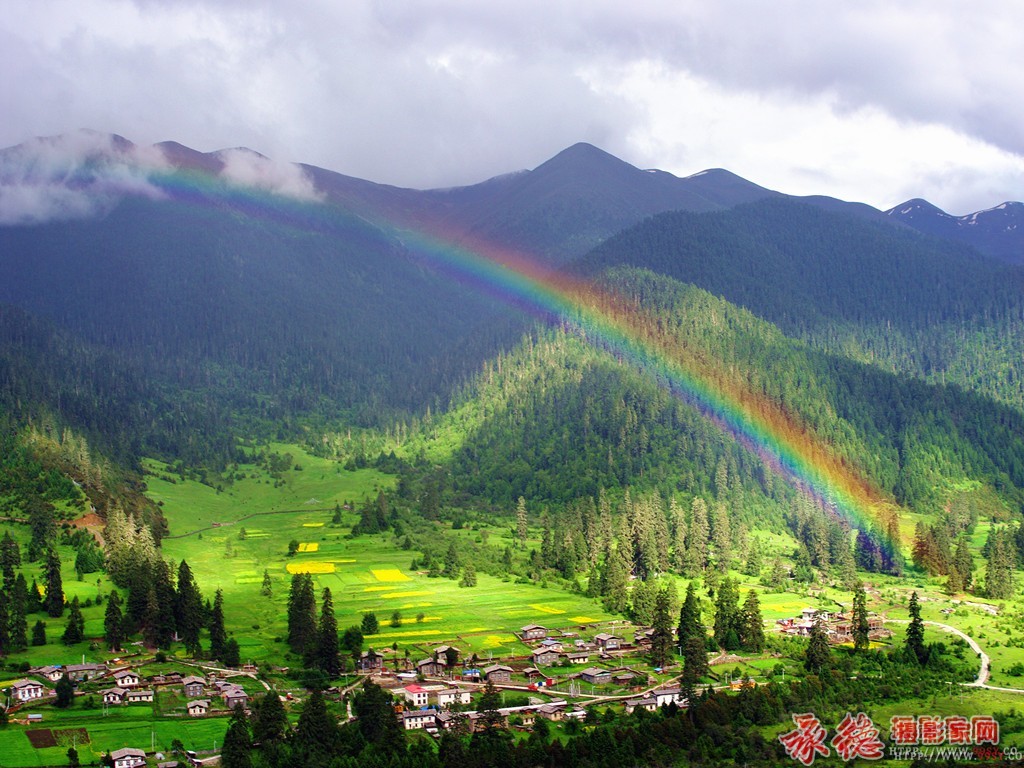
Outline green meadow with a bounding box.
[147,448,614,665]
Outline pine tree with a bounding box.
[251,689,289,746]
[0,589,10,654]
[740,590,765,652]
[804,618,831,674]
[649,586,675,669]
[353,680,404,753]
[906,590,926,664]
[175,560,204,657]
[677,582,702,647]
[220,703,253,768]
[630,578,658,625]
[210,589,228,661]
[953,536,974,591]
[711,502,731,572]
[515,496,528,549]
[295,688,340,762]
[743,536,764,577]
[260,570,273,597]
[9,575,29,651]
[316,588,340,676]
[601,543,630,615]
[31,619,47,646]
[459,561,477,587]
[62,595,85,645]
[983,528,1015,600]
[684,497,709,577]
[852,582,870,651]
[442,541,460,579]
[361,611,379,635]
[287,573,317,654]
[151,559,177,649]
[104,591,124,651]
[671,497,687,573]
[713,576,740,649]
[44,548,64,617]
[55,673,74,708]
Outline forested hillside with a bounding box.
[577,199,1024,411]
[404,269,1024,517]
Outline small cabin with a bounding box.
[187,699,209,717]
[521,624,548,641]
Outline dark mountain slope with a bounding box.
[0,188,519,438]
[436,269,1024,514]
[887,198,1024,264]
[575,198,1024,410]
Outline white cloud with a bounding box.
[216,148,322,201]
[0,130,167,224]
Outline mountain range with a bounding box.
[1,130,1022,525]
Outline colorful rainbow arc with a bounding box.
[148,167,903,551]
[397,226,901,550]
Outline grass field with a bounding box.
[144,450,616,664]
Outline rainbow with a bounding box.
[146,167,904,557]
[397,225,903,556]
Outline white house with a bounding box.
[187,699,209,716]
[112,670,141,688]
[11,679,45,702]
[403,684,429,708]
[102,687,127,705]
[401,709,438,730]
[436,688,471,708]
[126,689,154,704]
[110,748,147,768]
[652,687,688,708]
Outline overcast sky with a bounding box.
[2,0,1022,215]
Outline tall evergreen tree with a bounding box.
[740,590,765,652]
[983,528,1015,600]
[9,575,29,651]
[287,573,316,654]
[906,590,927,664]
[713,576,741,650]
[62,595,85,645]
[295,687,340,765]
[649,586,675,668]
[804,618,831,674]
[515,496,528,549]
[684,497,710,577]
[209,589,228,661]
[175,560,204,656]
[852,582,870,651]
[44,547,64,617]
[677,582,702,648]
[251,689,289,746]
[31,619,47,646]
[952,536,974,591]
[315,588,340,676]
[353,680,404,752]
[601,542,630,615]
[220,703,253,768]
[361,611,379,636]
[55,673,74,708]
[104,591,124,651]
[0,589,10,654]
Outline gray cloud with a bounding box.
[0,1,1021,212]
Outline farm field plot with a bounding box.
[152,458,615,664]
[0,705,230,768]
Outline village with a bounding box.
[3,604,898,763]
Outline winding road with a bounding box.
[886,618,1001,690]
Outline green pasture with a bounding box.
[150,459,614,665]
[0,701,230,767]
